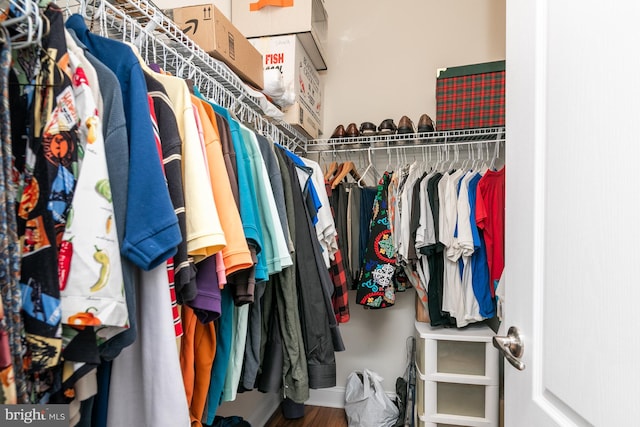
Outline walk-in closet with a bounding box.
[1,0,637,426]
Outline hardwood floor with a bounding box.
[265,405,348,427]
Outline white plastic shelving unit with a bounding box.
[414,321,499,427]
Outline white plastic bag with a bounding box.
[344,369,400,427]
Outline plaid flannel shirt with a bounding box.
[325,180,350,323]
[329,236,350,323]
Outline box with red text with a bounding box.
[250,34,323,138]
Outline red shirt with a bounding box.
[476,167,505,297]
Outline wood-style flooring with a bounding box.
[265,405,348,427]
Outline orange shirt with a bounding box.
[191,96,253,275]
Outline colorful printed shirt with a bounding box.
[19,5,77,375]
[356,172,397,308]
[61,48,128,335]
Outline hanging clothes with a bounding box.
[60,35,128,336]
[440,168,467,326]
[453,171,484,325]
[280,147,338,388]
[1,4,347,425]
[257,146,308,404]
[16,5,76,381]
[329,182,353,285]
[356,172,398,308]
[323,182,350,323]
[0,32,27,404]
[476,167,505,298]
[65,28,137,361]
[467,173,494,319]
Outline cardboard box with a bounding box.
[436,60,505,130]
[167,4,264,89]
[232,0,328,71]
[250,35,323,138]
[153,0,230,17]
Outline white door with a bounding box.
[503,1,640,426]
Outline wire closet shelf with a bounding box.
[307,126,506,153]
[70,0,309,152]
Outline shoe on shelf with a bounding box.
[331,124,346,139]
[359,121,377,136]
[397,115,415,134]
[345,123,360,138]
[378,118,397,135]
[417,114,435,133]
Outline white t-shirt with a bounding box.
[303,158,339,268]
[439,169,467,325]
[398,162,423,263]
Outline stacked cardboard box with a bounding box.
[167,4,264,89]
[251,35,323,139]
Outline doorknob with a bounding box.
[493,326,525,371]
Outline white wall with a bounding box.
[311,0,506,400]
[320,0,506,137]
[332,288,417,394]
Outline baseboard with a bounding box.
[244,392,282,426]
[307,387,397,409]
[307,387,347,408]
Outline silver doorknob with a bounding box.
[493,326,525,371]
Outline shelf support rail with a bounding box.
[105,0,309,151]
[91,0,304,151]
[307,127,506,154]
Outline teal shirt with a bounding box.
[211,104,267,282]
[239,124,292,275]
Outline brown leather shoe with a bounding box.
[397,115,415,134]
[378,119,397,135]
[417,114,435,133]
[359,121,377,136]
[331,124,345,138]
[345,123,360,138]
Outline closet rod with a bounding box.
[307,127,506,153]
[84,0,308,152]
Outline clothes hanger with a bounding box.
[466,143,477,173]
[460,144,471,174]
[357,147,374,188]
[2,0,30,29]
[446,145,461,173]
[396,147,407,174]
[324,161,338,181]
[324,141,339,180]
[8,0,46,50]
[424,146,433,172]
[331,160,363,189]
[436,145,447,172]
[489,140,501,171]
[438,144,449,172]
[384,143,396,173]
[460,155,469,173]
[474,142,489,175]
